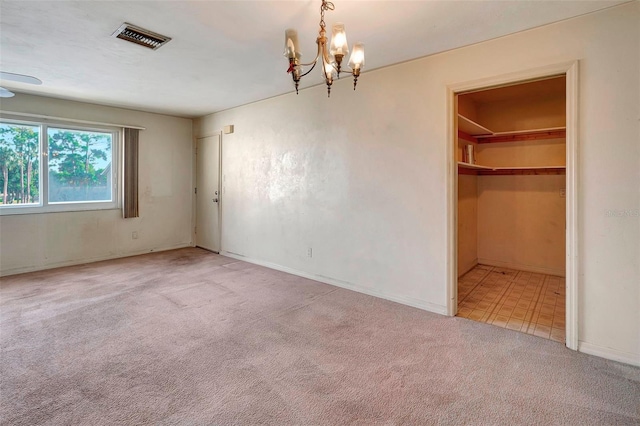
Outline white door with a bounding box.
[196,135,221,252]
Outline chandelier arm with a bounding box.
[299,51,322,68]
[328,62,354,75]
[321,40,332,67]
[299,60,318,78]
[299,38,324,67]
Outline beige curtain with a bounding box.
[123,128,139,218]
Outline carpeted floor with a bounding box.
[1,248,638,425]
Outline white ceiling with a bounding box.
[0,0,628,118]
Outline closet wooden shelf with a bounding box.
[458,115,493,136]
[457,162,566,175]
[458,114,566,142]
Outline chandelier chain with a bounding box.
[319,0,334,30]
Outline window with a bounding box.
[47,127,114,203]
[0,119,119,214]
[0,122,40,206]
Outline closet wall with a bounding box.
[458,174,478,276]
[457,96,479,276]
[457,77,566,277]
[477,174,565,275]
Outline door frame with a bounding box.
[194,132,223,253]
[445,61,579,350]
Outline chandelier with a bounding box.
[284,0,365,97]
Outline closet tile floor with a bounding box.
[457,265,565,343]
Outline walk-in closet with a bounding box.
[455,76,567,343]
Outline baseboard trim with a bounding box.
[578,341,640,367]
[0,243,192,277]
[222,251,448,316]
[458,259,478,278]
[478,258,565,277]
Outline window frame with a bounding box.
[0,117,121,215]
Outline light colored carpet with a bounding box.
[1,248,638,425]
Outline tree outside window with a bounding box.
[0,123,40,205]
[48,128,112,203]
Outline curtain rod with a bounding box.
[0,110,146,130]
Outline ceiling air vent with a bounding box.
[112,23,171,50]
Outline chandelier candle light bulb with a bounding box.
[284,29,302,91]
[329,23,349,74]
[284,29,300,59]
[324,62,335,83]
[348,42,365,90]
[283,0,365,97]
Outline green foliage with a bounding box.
[48,129,110,187]
[0,124,40,204]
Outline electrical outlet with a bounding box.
[560,188,566,198]
[307,247,313,258]
[132,231,138,239]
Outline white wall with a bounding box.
[0,94,193,275]
[195,3,639,364]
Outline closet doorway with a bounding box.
[447,63,579,350]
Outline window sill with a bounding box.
[0,204,120,216]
